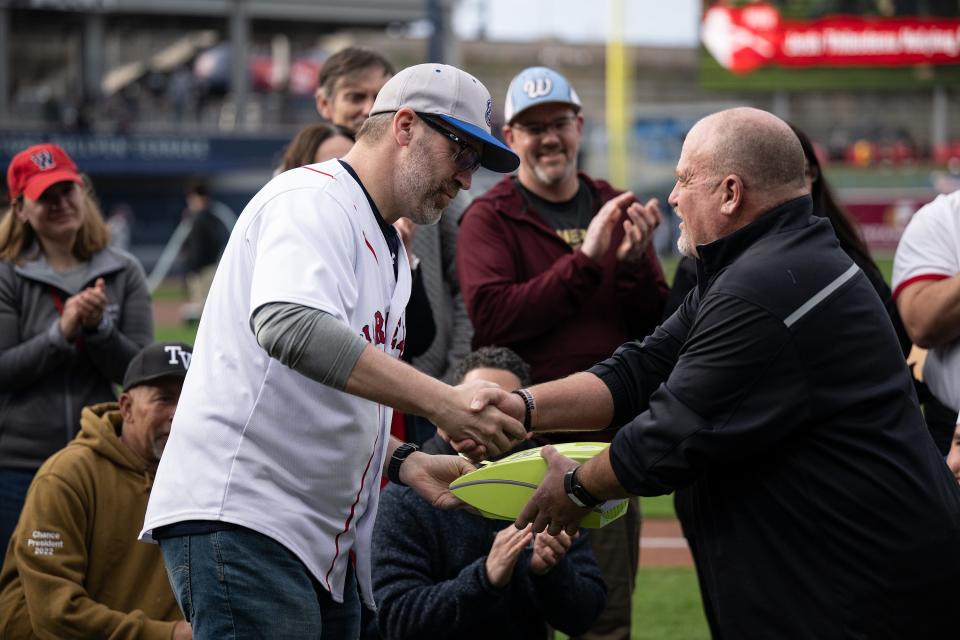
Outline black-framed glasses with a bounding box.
[511,116,577,137]
[418,114,482,174]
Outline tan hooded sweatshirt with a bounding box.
[0,402,182,639]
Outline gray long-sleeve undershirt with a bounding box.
[252,302,367,390]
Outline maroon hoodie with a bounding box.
[458,173,668,414]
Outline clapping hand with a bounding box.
[59,278,108,339]
[529,529,576,575]
[485,524,533,587]
[617,198,661,264]
[577,191,662,265]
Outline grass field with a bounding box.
[154,323,200,344]
[632,569,710,640]
[555,566,709,640]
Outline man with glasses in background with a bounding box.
[141,64,524,640]
[456,66,669,640]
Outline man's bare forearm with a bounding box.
[346,345,526,456]
[528,372,616,433]
[344,345,451,419]
[578,448,632,499]
[897,275,960,347]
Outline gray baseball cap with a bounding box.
[370,63,519,173]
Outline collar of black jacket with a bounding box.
[695,195,814,287]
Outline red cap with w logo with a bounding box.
[7,143,83,201]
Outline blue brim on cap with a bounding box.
[437,115,520,174]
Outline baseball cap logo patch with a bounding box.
[30,150,55,171]
[6,143,83,201]
[164,344,192,370]
[368,63,519,173]
[523,77,552,99]
[503,66,582,125]
[122,342,193,391]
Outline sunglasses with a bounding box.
[418,114,482,174]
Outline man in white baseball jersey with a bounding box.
[893,188,960,481]
[140,64,523,640]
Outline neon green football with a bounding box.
[449,442,628,529]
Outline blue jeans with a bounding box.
[0,468,35,554]
[159,526,361,640]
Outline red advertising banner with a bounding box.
[702,3,960,74]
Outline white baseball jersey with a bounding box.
[141,159,411,605]
[892,190,960,419]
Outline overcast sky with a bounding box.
[452,0,702,47]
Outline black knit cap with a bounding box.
[122,342,193,392]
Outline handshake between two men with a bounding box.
[404,375,608,536]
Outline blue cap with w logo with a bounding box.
[504,66,582,125]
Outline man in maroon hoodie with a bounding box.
[456,66,668,640]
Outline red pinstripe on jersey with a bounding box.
[302,166,336,179]
[324,404,382,592]
[362,232,379,263]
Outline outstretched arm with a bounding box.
[253,302,526,458]
[449,372,613,460]
[346,346,526,456]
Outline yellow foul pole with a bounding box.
[606,0,630,189]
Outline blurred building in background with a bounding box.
[0,0,957,266]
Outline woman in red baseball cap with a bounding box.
[0,143,154,551]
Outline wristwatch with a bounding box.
[387,442,420,486]
[564,466,603,508]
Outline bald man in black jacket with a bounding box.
[472,107,960,639]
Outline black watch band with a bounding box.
[387,442,420,486]
[564,466,603,508]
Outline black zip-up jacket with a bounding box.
[590,196,960,638]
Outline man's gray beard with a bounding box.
[407,204,443,226]
[397,138,447,226]
[532,154,576,187]
[677,231,699,259]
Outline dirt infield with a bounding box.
[153,300,183,326]
[641,519,693,567]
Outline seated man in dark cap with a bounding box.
[0,342,194,640]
